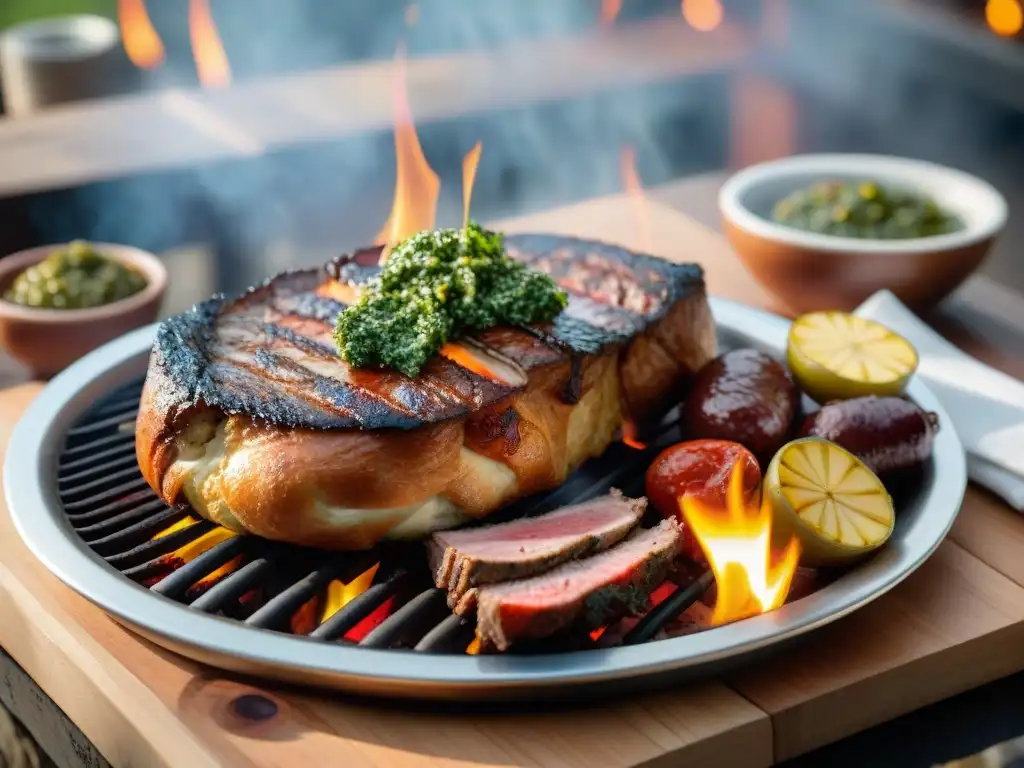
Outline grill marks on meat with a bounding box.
[150,234,706,431]
[428,491,647,609]
[473,518,683,652]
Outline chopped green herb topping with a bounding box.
[334,223,568,377]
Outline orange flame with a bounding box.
[463,141,482,229]
[620,145,652,254]
[375,43,441,260]
[621,418,646,450]
[599,0,623,26]
[986,0,1023,36]
[682,0,724,32]
[149,518,241,585]
[467,636,481,654]
[680,464,801,626]
[189,0,231,88]
[118,0,164,70]
[320,563,380,623]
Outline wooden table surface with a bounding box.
[1,176,1024,767]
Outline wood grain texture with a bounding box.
[1,184,1024,767]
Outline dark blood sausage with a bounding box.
[682,349,799,464]
[799,395,939,475]
[645,440,761,566]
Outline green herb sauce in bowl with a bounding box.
[771,181,963,240]
[5,240,147,309]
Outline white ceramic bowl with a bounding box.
[719,154,1008,312]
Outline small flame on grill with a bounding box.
[599,0,623,26]
[321,564,380,623]
[148,518,241,588]
[620,144,652,254]
[680,464,801,626]
[681,0,724,32]
[621,419,646,450]
[462,141,483,229]
[986,0,1023,36]
[118,0,164,69]
[188,0,231,88]
[375,42,441,261]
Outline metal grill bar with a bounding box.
[66,490,158,524]
[60,432,134,460]
[58,442,136,473]
[76,503,184,543]
[244,555,377,631]
[104,520,215,569]
[414,613,476,653]
[191,559,273,612]
[64,409,138,439]
[151,536,250,599]
[360,589,448,649]
[62,478,152,512]
[58,466,148,499]
[58,453,142,486]
[53,379,709,658]
[309,569,409,641]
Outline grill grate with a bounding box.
[56,378,711,654]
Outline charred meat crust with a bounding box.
[148,234,706,432]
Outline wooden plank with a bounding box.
[0,389,772,764]
[0,16,751,198]
[727,543,1024,761]
[1,647,106,768]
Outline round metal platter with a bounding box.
[4,297,967,701]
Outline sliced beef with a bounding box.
[428,491,646,608]
[473,518,682,652]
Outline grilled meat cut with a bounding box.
[472,518,683,652]
[136,234,717,549]
[429,490,646,608]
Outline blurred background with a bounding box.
[0,0,1020,315]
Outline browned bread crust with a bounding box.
[135,236,716,549]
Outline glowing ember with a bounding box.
[620,145,652,254]
[188,0,231,88]
[986,0,1023,36]
[680,464,801,626]
[153,518,237,565]
[346,597,396,642]
[462,141,483,229]
[621,419,646,450]
[118,0,164,69]
[599,0,623,26]
[320,564,380,623]
[374,43,441,260]
[682,0,724,32]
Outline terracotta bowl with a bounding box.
[719,154,1008,313]
[0,243,167,377]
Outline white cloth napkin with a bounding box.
[855,290,1024,511]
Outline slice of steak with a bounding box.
[428,491,646,608]
[474,518,682,652]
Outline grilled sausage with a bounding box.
[682,349,799,464]
[799,395,939,475]
[645,439,761,566]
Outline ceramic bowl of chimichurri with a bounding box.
[719,154,1007,312]
[0,241,167,376]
